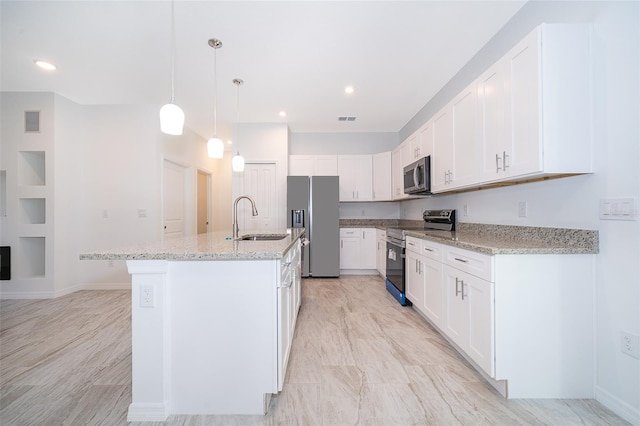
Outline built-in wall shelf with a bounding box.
[18,151,45,186]
[19,198,45,224]
[0,170,6,217]
[17,236,46,279]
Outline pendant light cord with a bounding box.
[213,46,217,137]
[170,0,176,103]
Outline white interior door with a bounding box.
[163,159,187,239]
[239,163,277,232]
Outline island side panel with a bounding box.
[168,260,278,415]
[126,260,171,422]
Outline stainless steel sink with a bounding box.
[238,233,288,241]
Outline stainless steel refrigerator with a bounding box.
[287,176,339,277]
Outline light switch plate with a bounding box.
[600,198,637,220]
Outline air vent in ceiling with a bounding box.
[25,111,40,132]
[338,116,356,122]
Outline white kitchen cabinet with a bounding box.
[391,145,408,200]
[451,82,479,188]
[478,24,592,184]
[418,120,434,160]
[404,236,594,399]
[405,237,424,308]
[372,151,392,201]
[340,228,377,271]
[376,229,386,277]
[431,106,453,192]
[406,130,422,163]
[337,155,373,201]
[289,155,338,176]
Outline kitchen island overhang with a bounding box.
[81,229,305,422]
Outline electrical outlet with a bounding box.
[518,201,528,218]
[621,332,640,359]
[463,204,469,217]
[140,285,155,308]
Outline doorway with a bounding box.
[197,170,211,234]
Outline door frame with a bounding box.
[196,167,213,234]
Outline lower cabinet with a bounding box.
[277,239,302,391]
[340,228,377,271]
[404,235,595,399]
[376,229,386,277]
[443,264,494,377]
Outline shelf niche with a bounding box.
[18,151,45,186]
[18,237,46,279]
[19,198,46,224]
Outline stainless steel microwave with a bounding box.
[403,156,431,195]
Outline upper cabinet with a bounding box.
[372,152,392,201]
[337,155,373,202]
[431,106,453,192]
[477,24,592,185]
[392,141,410,200]
[289,155,338,176]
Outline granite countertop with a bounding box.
[79,228,305,261]
[341,220,598,255]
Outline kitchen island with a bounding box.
[80,229,305,422]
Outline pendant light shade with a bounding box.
[207,38,224,158]
[207,137,224,158]
[160,102,185,135]
[160,0,184,135]
[232,152,245,172]
[232,78,245,172]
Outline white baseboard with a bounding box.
[596,385,640,425]
[82,282,131,290]
[127,402,169,422]
[0,283,130,299]
[339,269,379,276]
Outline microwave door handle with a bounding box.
[413,165,419,189]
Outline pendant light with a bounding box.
[207,38,225,159]
[232,78,245,173]
[159,0,184,135]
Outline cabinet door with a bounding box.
[337,156,357,201]
[289,155,314,176]
[432,106,453,193]
[376,234,386,277]
[466,273,494,377]
[372,152,392,201]
[391,145,406,199]
[339,228,360,269]
[407,131,420,161]
[314,155,338,176]
[419,120,434,160]
[360,229,377,269]
[405,251,424,309]
[277,281,292,390]
[506,29,542,176]
[422,257,443,328]
[354,156,373,201]
[400,139,412,168]
[478,60,509,182]
[443,264,468,350]
[451,82,478,189]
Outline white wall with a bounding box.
[290,132,398,154]
[399,2,640,422]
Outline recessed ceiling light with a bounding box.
[344,86,354,95]
[34,59,56,71]
[279,111,287,117]
[227,140,233,145]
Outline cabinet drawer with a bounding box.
[421,239,444,261]
[444,247,493,282]
[405,236,421,254]
[340,228,359,237]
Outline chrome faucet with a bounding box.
[233,195,259,240]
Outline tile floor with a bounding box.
[0,275,629,425]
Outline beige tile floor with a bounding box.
[0,275,629,425]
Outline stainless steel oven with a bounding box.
[385,230,409,306]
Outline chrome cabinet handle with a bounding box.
[461,281,467,300]
[496,153,501,173]
[424,247,434,252]
[455,277,461,296]
[503,150,509,170]
[454,257,468,263]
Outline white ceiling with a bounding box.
[1,1,526,142]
